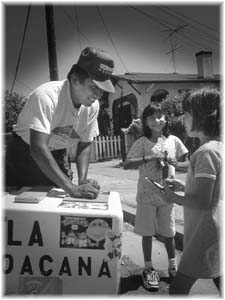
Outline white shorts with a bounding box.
[134,202,176,237]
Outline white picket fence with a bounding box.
[68,135,122,162]
[93,135,121,161]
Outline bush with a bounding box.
[161,93,200,155]
[4,90,27,133]
[122,118,143,138]
[161,93,186,141]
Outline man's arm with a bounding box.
[30,129,98,198]
[75,141,92,184]
[75,141,100,189]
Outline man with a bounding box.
[5,46,115,199]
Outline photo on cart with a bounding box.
[18,277,62,295]
[60,216,113,249]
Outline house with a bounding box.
[106,51,220,135]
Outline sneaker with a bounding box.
[141,268,159,292]
[168,267,177,279]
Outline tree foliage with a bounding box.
[161,93,200,154]
[161,93,186,141]
[4,90,27,132]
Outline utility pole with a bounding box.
[164,25,188,73]
[10,5,31,95]
[45,5,58,80]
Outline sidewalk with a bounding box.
[71,159,219,296]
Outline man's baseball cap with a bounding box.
[77,46,115,93]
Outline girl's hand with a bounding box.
[153,185,175,205]
[168,157,177,167]
[164,178,185,192]
[145,177,174,204]
[163,186,176,204]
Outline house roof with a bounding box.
[112,72,220,84]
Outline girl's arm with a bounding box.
[123,137,155,169]
[123,156,156,169]
[168,153,189,171]
[176,153,189,171]
[164,177,215,210]
[123,157,144,169]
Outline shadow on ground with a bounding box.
[119,255,172,295]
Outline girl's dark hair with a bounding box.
[182,87,221,137]
[142,103,169,138]
[67,64,90,83]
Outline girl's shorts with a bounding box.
[134,201,176,237]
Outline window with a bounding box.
[150,89,169,102]
[112,94,138,135]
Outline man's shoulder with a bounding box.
[31,80,67,97]
[77,101,99,123]
[86,100,100,114]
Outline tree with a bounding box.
[161,93,186,141]
[4,90,27,133]
[161,93,200,155]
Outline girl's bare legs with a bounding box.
[164,236,177,278]
[141,236,159,291]
[164,236,175,259]
[142,236,153,263]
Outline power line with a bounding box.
[96,6,129,73]
[163,26,187,73]
[157,5,220,43]
[74,6,82,51]
[176,30,214,51]
[15,79,34,93]
[163,5,218,33]
[128,5,172,30]
[62,8,93,45]
[10,5,31,96]
[127,5,218,52]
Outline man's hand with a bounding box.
[79,178,100,190]
[68,183,99,199]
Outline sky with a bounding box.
[2,1,222,98]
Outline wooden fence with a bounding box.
[68,135,122,162]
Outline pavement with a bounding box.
[71,159,220,297]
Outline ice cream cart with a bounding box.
[3,188,123,295]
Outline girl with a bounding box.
[156,87,222,295]
[124,103,188,291]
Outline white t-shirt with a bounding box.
[14,79,99,150]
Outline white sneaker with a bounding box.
[141,268,160,292]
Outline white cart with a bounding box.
[4,189,123,295]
